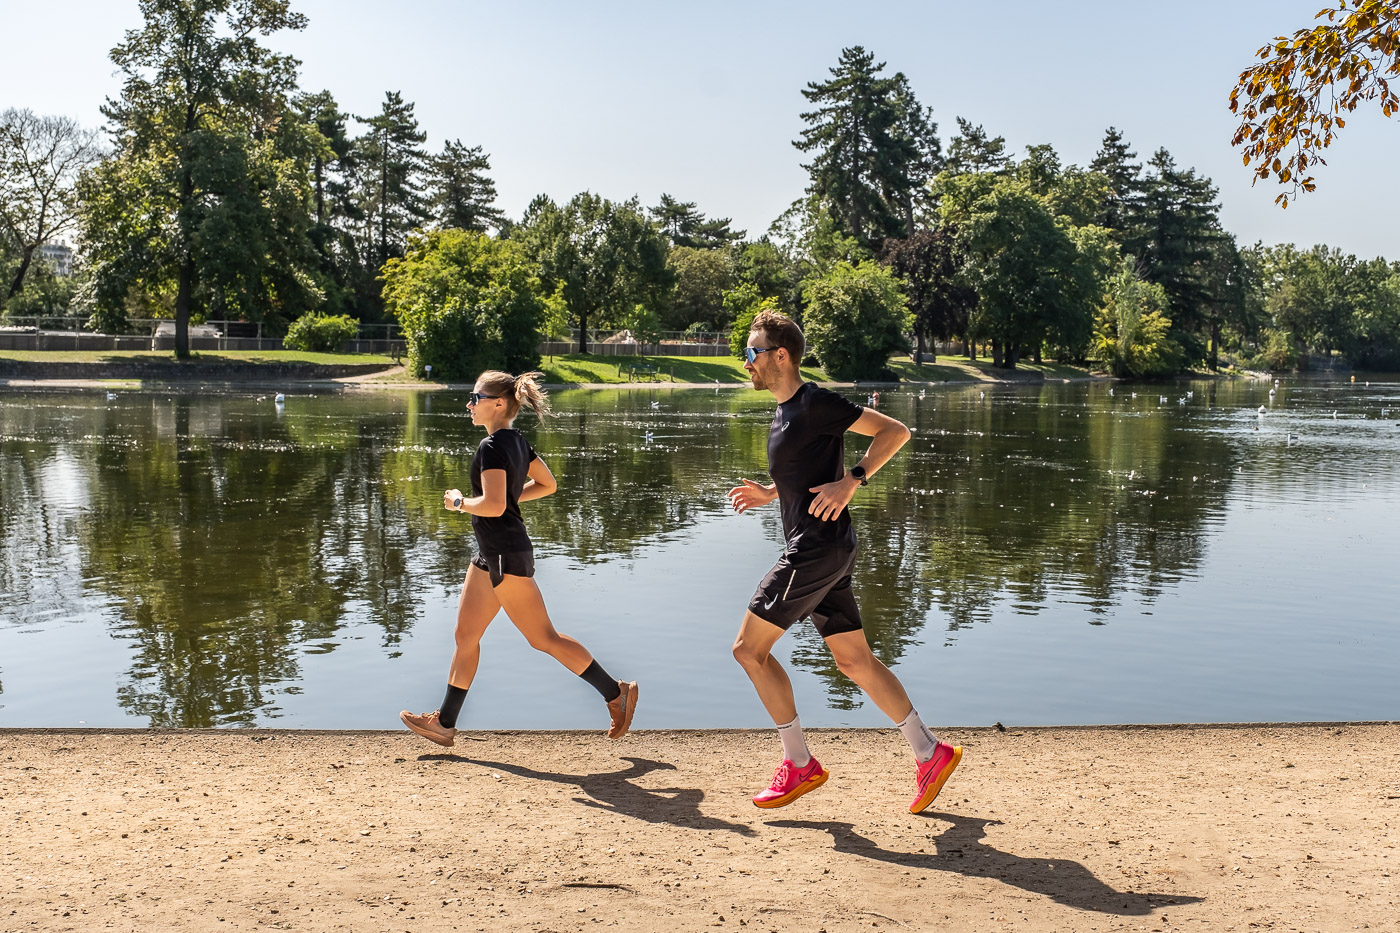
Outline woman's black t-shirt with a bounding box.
[470,428,537,554]
[767,382,864,550]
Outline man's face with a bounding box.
[743,337,782,390]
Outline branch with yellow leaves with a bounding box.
[1229,0,1400,207]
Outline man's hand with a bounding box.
[807,474,860,521]
[443,488,464,511]
[727,478,777,514]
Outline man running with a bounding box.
[727,310,960,812]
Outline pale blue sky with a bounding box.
[5,0,1394,257]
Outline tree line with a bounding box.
[2,0,1397,376]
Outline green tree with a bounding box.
[958,179,1098,369]
[732,238,799,315]
[516,192,673,353]
[78,0,316,356]
[1345,256,1400,368]
[356,91,429,269]
[794,46,940,248]
[801,260,911,380]
[85,2,327,344]
[879,226,976,362]
[1091,259,1185,377]
[665,245,733,330]
[430,139,505,233]
[381,229,544,380]
[0,109,101,301]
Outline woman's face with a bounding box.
[468,382,504,426]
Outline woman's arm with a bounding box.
[518,456,557,502]
[443,469,508,517]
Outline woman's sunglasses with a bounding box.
[468,392,500,405]
[743,346,777,364]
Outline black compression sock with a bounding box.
[579,660,622,702]
[439,685,468,729]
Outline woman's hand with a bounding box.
[443,488,465,511]
[727,478,777,514]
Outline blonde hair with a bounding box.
[476,370,553,419]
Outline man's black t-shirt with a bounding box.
[767,382,863,550]
[470,428,537,554]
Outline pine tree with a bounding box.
[429,139,505,232]
[1089,127,1142,237]
[1129,148,1226,354]
[648,194,744,248]
[356,91,429,268]
[794,46,938,248]
[944,118,1011,176]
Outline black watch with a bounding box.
[849,465,868,486]
[452,497,464,510]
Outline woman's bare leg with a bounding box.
[447,564,504,689]
[492,574,594,674]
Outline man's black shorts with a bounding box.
[747,543,862,637]
[471,549,535,587]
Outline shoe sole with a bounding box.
[752,767,829,809]
[400,711,455,747]
[608,682,639,739]
[909,745,962,814]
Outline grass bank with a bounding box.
[0,348,397,366]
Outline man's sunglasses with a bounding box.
[743,346,777,364]
[468,392,500,405]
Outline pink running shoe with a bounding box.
[909,741,962,813]
[752,757,829,809]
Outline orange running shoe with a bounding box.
[909,741,962,813]
[606,681,639,739]
[752,757,829,809]
[399,709,456,748]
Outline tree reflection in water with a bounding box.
[0,383,1246,725]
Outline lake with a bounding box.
[1,376,1397,729]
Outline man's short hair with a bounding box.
[749,309,804,366]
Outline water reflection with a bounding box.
[1,378,1397,727]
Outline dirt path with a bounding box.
[3,724,1396,932]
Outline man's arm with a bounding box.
[807,408,911,521]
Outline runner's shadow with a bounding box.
[767,814,1202,915]
[462,755,757,838]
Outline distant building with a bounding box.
[39,241,74,277]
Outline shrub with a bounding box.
[381,229,544,380]
[801,261,911,380]
[283,313,360,353]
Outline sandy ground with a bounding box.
[3,724,1397,933]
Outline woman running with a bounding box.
[400,370,638,746]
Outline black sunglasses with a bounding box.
[743,346,777,364]
[469,392,500,405]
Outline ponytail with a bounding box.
[511,371,552,418]
[475,370,552,420]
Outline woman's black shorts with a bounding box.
[471,549,535,587]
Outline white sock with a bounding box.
[776,715,811,767]
[897,708,939,763]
